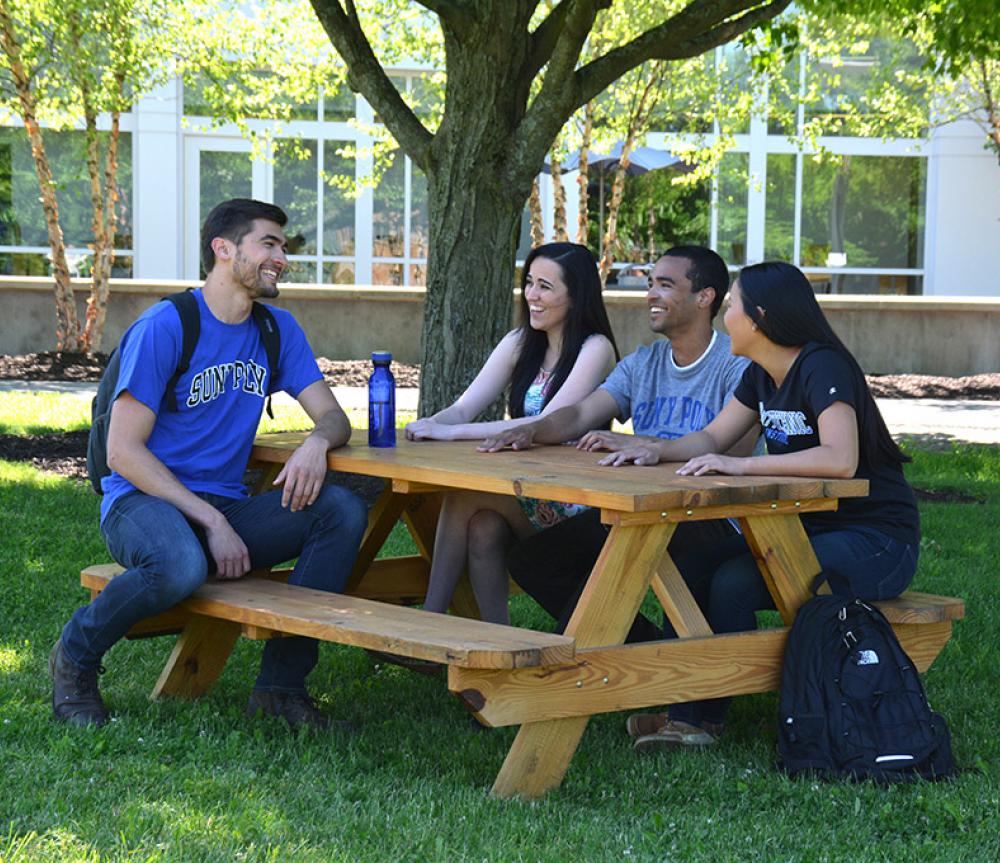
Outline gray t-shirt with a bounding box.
[600,332,749,439]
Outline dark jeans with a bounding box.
[668,524,920,727]
[62,483,367,694]
[506,509,737,642]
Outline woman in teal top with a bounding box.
[404,243,619,624]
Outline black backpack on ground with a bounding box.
[86,290,281,494]
[776,577,955,782]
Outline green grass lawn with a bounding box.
[0,396,998,862]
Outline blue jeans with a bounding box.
[666,524,919,727]
[62,483,368,694]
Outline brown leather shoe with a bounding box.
[246,690,355,732]
[633,719,724,754]
[49,639,109,727]
[625,711,670,739]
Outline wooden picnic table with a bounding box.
[247,434,962,799]
[85,434,962,800]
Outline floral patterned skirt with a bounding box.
[517,496,590,532]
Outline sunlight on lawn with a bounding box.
[0,391,92,435]
[0,645,29,673]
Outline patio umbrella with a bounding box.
[545,142,687,254]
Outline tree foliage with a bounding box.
[0,0,173,351]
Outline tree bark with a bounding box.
[550,147,568,241]
[0,1,80,350]
[577,102,593,245]
[528,178,544,247]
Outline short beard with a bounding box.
[235,252,279,298]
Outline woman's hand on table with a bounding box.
[577,430,638,452]
[405,418,453,441]
[675,454,745,476]
[477,426,535,452]
[597,441,663,466]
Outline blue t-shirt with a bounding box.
[100,289,323,523]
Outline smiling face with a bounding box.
[229,219,288,299]
[523,256,571,336]
[646,255,711,336]
[722,280,758,356]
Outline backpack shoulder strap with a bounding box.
[161,289,200,412]
[250,301,281,418]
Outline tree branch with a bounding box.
[525,0,590,80]
[416,0,473,26]
[309,0,433,168]
[577,0,791,107]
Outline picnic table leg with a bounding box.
[490,521,675,799]
[342,482,408,594]
[740,514,821,625]
[151,615,242,700]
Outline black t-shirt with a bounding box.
[733,343,919,545]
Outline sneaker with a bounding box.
[633,719,724,754]
[49,639,109,727]
[245,690,355,733]
[625,711,670,739]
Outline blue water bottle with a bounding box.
[368,350,396,448]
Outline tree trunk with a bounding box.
[576,102,593,245]
[528,178,544,248]
[0,1,80,350]
[82,101,121,355]
[418,10,535,417]
[550,149,568,241]
[421,170,524,417]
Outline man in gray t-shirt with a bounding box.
[481,245,753,641]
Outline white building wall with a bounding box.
[924,119,1000,296]
[132,80,184,279]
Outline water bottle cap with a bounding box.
[371,350,393,363]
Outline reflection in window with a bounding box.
[410,166,428,259]
[372,149,405,259]
[199,150,252,233]
[372,262,403,286]
[0,128,133,275]
[273,140,318,257]
[716,153,748,267]
[323,84,355,122]
[764,154,796,261]
[323,144,355,256]
[324,261,355,285]
[805,272,922,296]
[800,155,925,272]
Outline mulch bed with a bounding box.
[2,352,998,487]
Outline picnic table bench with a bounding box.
[80,437,965,799]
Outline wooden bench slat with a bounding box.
[873,592,965,624]
[81,565,574,670]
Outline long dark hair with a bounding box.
[508,243,619,418]
[737,261,909,467]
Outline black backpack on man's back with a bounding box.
[777,580,955,782]
[86,290,280,494]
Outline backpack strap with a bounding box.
[250,301,281,419]
[161,289,200,412]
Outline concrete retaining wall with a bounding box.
[3,277,999,376]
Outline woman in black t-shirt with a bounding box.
[585,261,920,751]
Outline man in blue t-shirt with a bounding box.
[51,199,367,731]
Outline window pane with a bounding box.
[372,150,404,257]
[323,84,355,122]
[800,155,925,271]
[283,259,317,283]
[410,264,426,286]
[200,150,252,230]
[273,140,318,256]
[0,128,133,251]
[410,165,428,259]
[764,154,796,261]
[372,262,403,285]
[323,144,355,256]
[804,39,926,137]
[323,261,355,284]
[716,153,748,266]
[515,208,532,261]
[806,272,922,295]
